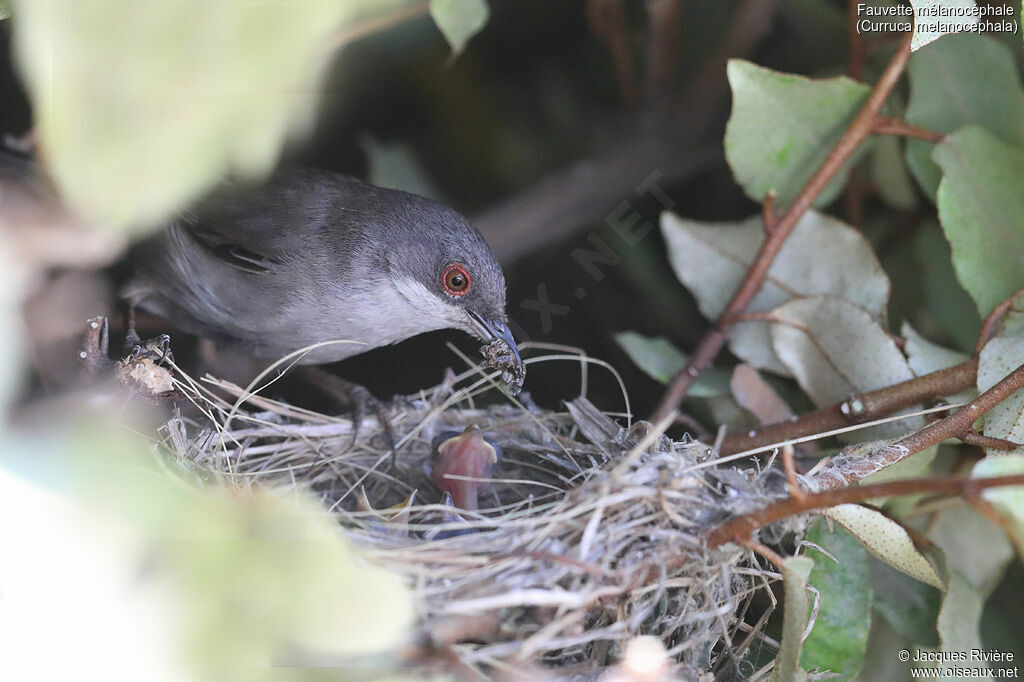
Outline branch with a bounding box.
[652,30,915,422]
[895,360,1024,455]
[872,116,944,143]
[975,284,1024,354]
[718,359,978,456]
[706,472,1024,547]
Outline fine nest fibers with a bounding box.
[157,348,794,678]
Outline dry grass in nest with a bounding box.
[156,349,796,679]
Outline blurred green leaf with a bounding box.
[931,503,1014,594]
[10,0,413,231]
[905,34,1024,201]
[773,556,814,682]
[870,558,942,646]
[430,0,488,55]
[909,0,978,52]
[935,571,986,676]
[613,331,730,397]
[801,521,871,680]
[913,222,981,351]
[822,504,943,589]
[661,210,890,375]
[0,1,9,20]
[977,336,1024,455]
[770,296,921,440]
[0,426,414,680]
[902,322,969,378]
[934,127,1024,317]
[724,60,870,209]
[902,322,975,405]
[974,454,1024,558]
[0,244,26,410]
[871,135,917,211]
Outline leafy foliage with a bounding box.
[934,126,1024,316]
[724,60,870,208]
[800,522,871,679]
[660,210,889,375]
[9,0,423,231]
[905,34,1024,201]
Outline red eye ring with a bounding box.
[441,263,472,297]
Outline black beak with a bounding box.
[468,313,525,387]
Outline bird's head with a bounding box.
[377,194,523,384]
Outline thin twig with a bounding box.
[587,0,639,108]
[872,116,944,143]
[960,430,1021,452]
[718,359,978,455]
[975,284,1024,354]
[652,30,915,422]
[896,361,1024,455]
[706,472,1024,547]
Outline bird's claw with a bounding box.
[126,333,174,366]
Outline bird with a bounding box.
[122,168,524,403]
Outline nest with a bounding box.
[156,353,796,679]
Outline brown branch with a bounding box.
[872,116,944,143]
[896,360,1024,455]
[975,284,1024,354]
[960,430,1022,451]
[718,358,978,456]
[644,0,681,99]
[652,30,915,422]
[706,473,1024,547]
[587,0,639,108]
[847,1,865,80]
[707,359,1024,547]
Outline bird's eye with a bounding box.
[441,263,472,296]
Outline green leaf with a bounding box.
[660,210,890,375]
[724,60,870,209]
[822,504,943,589]
[905,34,1024,201]
[977,335,1024,455]
[871,135,918,211]
[613,331,729,397]
[912,222,981,351]
[910,0,978,52]
[901,323,975,405]
[0,427,415,678]
[10,0,414,231]
[935,570,986,676]
[974,454,1024,558]
[930,503,1014,594]
[902,322,970,378]
[770,297,920,440]
[801,521,871,679]
[430,0,488,55]
[870,557,942,646]
[934,126,1024,317]
[773,556,815,682]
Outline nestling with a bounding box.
[124,168,524,391]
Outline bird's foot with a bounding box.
[123,333,175,366]
[302,368,397,453]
